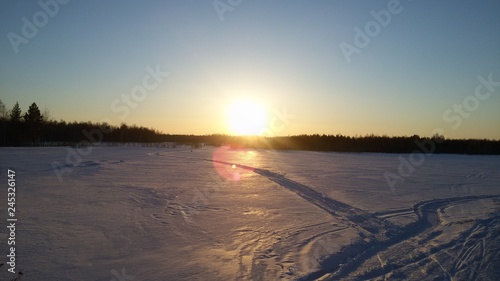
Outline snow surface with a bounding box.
[0,146,499,280]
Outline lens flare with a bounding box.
[212,146,256,181]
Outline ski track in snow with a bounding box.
[204,156,500,281]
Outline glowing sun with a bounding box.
[227,99,268,136]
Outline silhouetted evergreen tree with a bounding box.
[24,102,43,124]
[23,102,44,146]
[10,102,21,122]
[8,102,23,145]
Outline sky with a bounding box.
[1,0,499,139]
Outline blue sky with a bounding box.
[1,0,499,139]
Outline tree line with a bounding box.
[0,100,168,146]
[229,134,500,155]
[0,100,499,154]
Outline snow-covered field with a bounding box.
[0,146,499,280]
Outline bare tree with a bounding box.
[0,100,9,120]
[42,107,51,122]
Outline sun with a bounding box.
[227,99,268,136]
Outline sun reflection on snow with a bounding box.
[212,146,258,181]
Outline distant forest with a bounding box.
[1,100,499,155]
